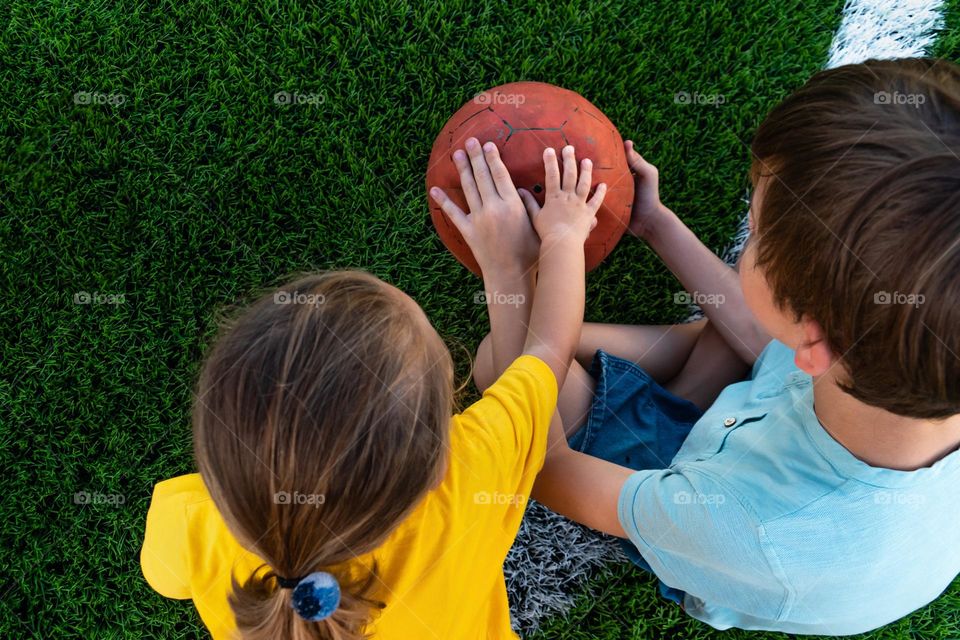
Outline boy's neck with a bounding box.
[812,377,960,471]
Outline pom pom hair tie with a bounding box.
[276,571,341,621]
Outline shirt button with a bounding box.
[723,417,737,427]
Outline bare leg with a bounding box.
[664,321,751,410]
[474,317,748,434]
[475,318,713,437]
[575,319,707,383]
[475,319,707,394]
[576,319,750,410]
[474,333,596,437]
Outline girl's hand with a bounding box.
[430,138,539,276]
[521,145,606,245]
[625,140,671,239]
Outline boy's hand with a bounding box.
[430,137,539,275]
[522,145,606,245]
[625,140,671,239]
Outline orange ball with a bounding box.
[426,81,634,276]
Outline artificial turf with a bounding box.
[1,0,958,637]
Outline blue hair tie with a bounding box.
[279,571,341,621]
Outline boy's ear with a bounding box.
[793,317,834,377]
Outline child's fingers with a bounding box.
[561,145,577,191]
[465,137,498,201]
[542,147,561,193]
[625,140,657,179]
[587,182,607,211]
[589,216,598,231]
[482,141,517,198]
[576,158,593,198]
[625,141,644,172]
[517,188,541,216]
[430,187,471,236]
[452,149,483,212]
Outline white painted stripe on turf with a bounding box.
[827,0,946,68]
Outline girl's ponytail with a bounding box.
[230,567,380,640]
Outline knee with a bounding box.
[472,332,495,392]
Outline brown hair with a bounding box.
[193,271,454,638]
[750,58,960,419]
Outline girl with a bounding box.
[141,137,606,639]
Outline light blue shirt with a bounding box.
[618,340,960,635]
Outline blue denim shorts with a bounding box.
[568,350,704,605]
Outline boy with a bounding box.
[476,58,960,634]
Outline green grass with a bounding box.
[1,0,958,637]
[939,0,960,59]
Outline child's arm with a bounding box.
[519,145,607,389]
[430,138,536,376]
[625,141,770,364]
[432,143,610,541]
[533,413,632,537]
[432,143,606,389]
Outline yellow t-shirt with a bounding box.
[141,354,557,639]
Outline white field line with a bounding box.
[827,0,947,68]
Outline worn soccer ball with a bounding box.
[426,81,634,275]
